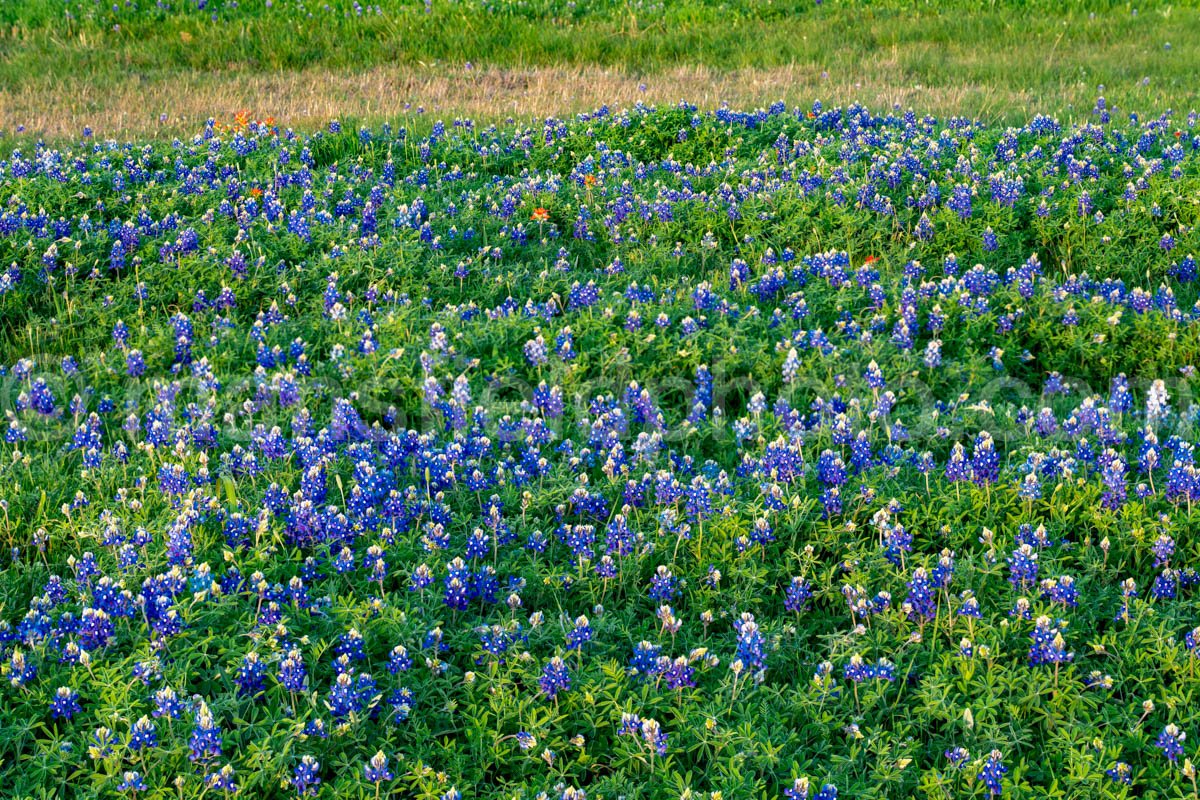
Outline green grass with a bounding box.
[1,0,1198,137]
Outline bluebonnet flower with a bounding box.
[914,212,935,241]
[662,656,695,690]
[904,567,936,622]
[153,687,184,719]
[733,613,767,678]
[235,652,267,697]
[387,645,412,674]
[1152,533,1175,567]
[1040,575,1079,607]
[279,649,308,692]
[971,432,1000,487]
[923,339,942,369]
[292,755,321,796]
[1152,568,1179,600]
[945,443,970,487]
[843,654,870,683]
[50,686,82,720]
[189,701,222,762]
[782,348,801,384]
[7,97,1200,800]
[388,688,415,723]
[649,566,678,601]
[810,661,839,700]
[1105,762,1132,785]
[129,716,157,751]
[1157,724,1187,762]
[871,658,896,681]
[958,590,981,619]
[206,764,238,793]
[982,227,999,251]
[980,750,1007,795]
[1028,616,1073,668]
[864,360,885,389]
[364,751,392,784]
[946,747,970,769]
[1008,545,1039,588]
[524,334,548,367]
[785,577,813,613]
[117,772,147,793]
[1186,626,1200,657]
[566,616,592,650]
[629,642,662,678]
[784,777,812,799]
[88,727,115,760]
[540,657,570,699]
[618,714,668,756]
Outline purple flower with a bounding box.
[784,577,813,613]
[843,654,870,683]
[206,765,238,793]
[292,755,321,796]
[1105,762,1132,785]
[235,652,267,696]
[565,616,593,651]
[50,686,81,720]
[649,565,678,602]
[540,656,570,699]
[1157,724,1187,762]
[118,772,148,793]
[1028,616,1073,667]
[733,613,766,677]
[188,701,222,763]
[130,716,157,751]
[1008,545,1039,588]
[364,751,392,783]
[980,750,1007,795]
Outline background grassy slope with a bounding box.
[1,0,1198,137]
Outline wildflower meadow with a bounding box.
[2,3,1200,800]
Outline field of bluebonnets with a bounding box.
[3,4,1200,800]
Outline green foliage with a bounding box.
[0,85,1198,799]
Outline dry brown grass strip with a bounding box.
[0,63,1106,140]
